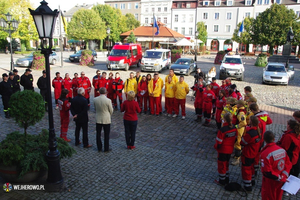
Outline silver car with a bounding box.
[262,62,294,85]
[16,52,60,67]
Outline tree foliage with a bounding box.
[196,21,207,46]
[232,17,254,45]
[125,13,140,30]
[67,9,106,43]
[127,32,136,43]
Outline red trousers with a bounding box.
[107,92,114,102]
[175,98,186,116]
[241,156,255,188]
[113,91,123,108]
[218,153,230,184]
[60,112,70,139]
[160,95,163,112]
[216,108,223,123]
[150,96,161,115]
[139,95,148,112]
[203,102,212,123]
[261,176,284,200]
[94,89,100,97]
[165,97,175,114]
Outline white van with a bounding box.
[140,49,171,72]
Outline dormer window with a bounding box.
[203,1,210,6]
[245,0,252,5]
[275,0,281,4]
[227,0,233,6]
[215,1,221,6]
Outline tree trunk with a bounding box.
[100,39,103,51]
[269,45,274,55]
[246,44,249,53]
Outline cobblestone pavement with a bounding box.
[0,53,299,199]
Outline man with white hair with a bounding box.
[70,87,92,148]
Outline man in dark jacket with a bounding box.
[70,87,92,148]
[12,69,20,92]
[37,70,48,111]
[20,69,34,90]
[0,73,13,118]
[8,72,19,93]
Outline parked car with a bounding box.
[219,53,245,81]
[170,58,196,76]
[106,43,143,71]
[262,62,294,85]
[140,49,171,72]
[69,50,97,62]
[16,52,60,67]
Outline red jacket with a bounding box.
[202,89,215,103]
[236,91,243,100]
[225,84,231,96]
[112,77,124,91]
[216,96,226,109]
[138,80,148,97]
[72,78,79,97]
[241,126,261,158]
[220,85,227,95]
[211,82,220,97]
[261,142,292,182]
[58,98,70,117]
[277,129,300,165]
[121,100,141,121]
[52,77,63,100]
[107,78,114,93]
[214,123,237,154]
[255,111,273,135]
[193,84,205,104]
[63,78,72,97]
[229,91,237,99]
[92,75,101,89]
[78,77,91,99]
[98,77,108,90]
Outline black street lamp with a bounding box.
[0,13,19,72]
[29,0,63,185]
[194,31,199,62]
[106,27,110,52]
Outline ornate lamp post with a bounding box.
[106,27,110,52]
[0,13,19,72]
[194,31,199,62]
[29,0,63,185]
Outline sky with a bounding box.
[30,0,103,12]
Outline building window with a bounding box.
[215,1,221,6]
[257,0,262,4]
[128,3,131,9]
[182,14,186,23]
[175,15,178,22]
[151,18,153,23]
[164,7,167,12]
[135,14,138,20]
[225,25,231,32]
[189,14,193,22]
[186,3,191,8]
[181,27,185,35]
[246,0,252,5]
[204,25,207,30]
[264,0,269,4]
[145,7,148,12]
[177,3,182,8]
[152,7,155,12]
[145,17,148,24]
[296,11,300,18]
[174,27,178,32]
[158,17,161,22]
[135,3,138,9]
[164,17,167,24]
[189,27,193,35]
[214,25,219,32]
[114,4,118,9]
[226,12,232,20]
[158,7,161,12]
[121,3,125,9]
[227,0,233,6]
[203,1,209,6]
[203,13,208,19]
[255,12,261,18]
[245,12,250,18]
[214,13,219,20]
[275,0,281,3]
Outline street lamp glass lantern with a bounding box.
[29,0,59,39]
[0,18,7,28]
[195,31,199,37]
[5,12,12,22]
[12,19,18,29]
[107,27,110,34]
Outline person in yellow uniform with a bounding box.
[221,97,237,124]
[173,75,189,120]
[165,69,179,84]
[124,72,137,99]
[165,76,176,117]
[148,73,162,116]
[231,100,247,166]
[246,97,257,125]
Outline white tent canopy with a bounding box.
[174,38,193,46]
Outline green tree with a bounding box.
[252,4,298,54]
[232,17,254,52]
[67,9,106,49]
[196,21,207,46]
[127,31,136,43]
[125,13,140,30]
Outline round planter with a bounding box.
[0,164,46,183]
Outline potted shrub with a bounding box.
[255,53,268,67]
[214,50,226,64]
[171,49,181,63]
[80,50,95,66]
[0,90,75,183]
[32,51,45,70]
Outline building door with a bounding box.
[211,40,219,51]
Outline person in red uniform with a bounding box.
[261,131,292,200]
[137,75,148,113]
[146,74,152,114]
[202,84,216,126]
[211,77,220,119]
[92,70,101,97]
[112,72,124,110]
[216,90,227,129]
[78,71,91,105]
[228,84,237,99]
[277,119,300,177]
[107,72,114,102]
[214,113,237,185]
[52,72,63,110]
[63,73,73,100]
[72,73,79,97]
[58,89,71,142]
[240,116,261,191]
[98,72,108,90]
[293,110,300,123]
[225,78,231,96]
[192,78,205,122]
[220,80,227,97]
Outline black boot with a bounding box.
[216,122,222,129]
[4,112,9,118]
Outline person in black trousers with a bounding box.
[0,73,13,118]
[20,69,34,90]
[12,69,20,93]
[70,87,92,148]
[37,70,48,111]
